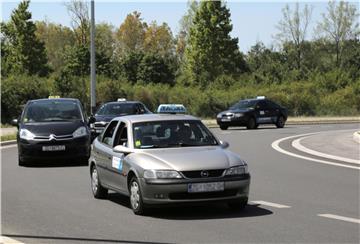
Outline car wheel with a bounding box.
[276,116,285,128]
[220,125,228,130]
[227,198,248,211]
[18,155,27,167]
[129,177,147,215]
[91,165,108,199]
[246,117,257,129]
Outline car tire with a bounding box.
[276,116,285,128]
[129,177,147,215]
[91,165,108,199]
[227,198,248,211]
[18,155,27,167]
[220,125,228,130]
[246,117,257,130]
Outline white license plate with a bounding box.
[188,182,224,193]
[221,118,231,122]
[42,145,65,151]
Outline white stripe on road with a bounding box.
[318,214,360,224]
[0,144,17,149]
[292,136,360,165]
[271,130,360,170]
[0,236,24,244]
[251,200,291,209]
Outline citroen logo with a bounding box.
[200,170,209,177]
[49,134,56,141]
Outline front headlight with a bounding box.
[19,129,35,140]
[73,126,87,138]
[143,170,182,179]
[225,164,248,176]
[234,113,243,118]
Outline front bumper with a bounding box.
[216,116,249,126]
[139,174,250,204]
[18,135,90,161]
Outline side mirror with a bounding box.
[11,119,18,126]
[113,145,134,154]
[88,115,96,124]
[219,140,229,149]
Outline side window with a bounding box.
[257,101,267,109]
[114,122,128,147]
[102,121,118,147]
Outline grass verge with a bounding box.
[1,133,17,142]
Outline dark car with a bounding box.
[216,97,288,130]
[12,98,91,166]
[90,100,151,139]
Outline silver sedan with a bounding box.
[89,114,250,215]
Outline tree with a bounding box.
[275,3,312,71]
[316,0,359,67]
[1,0,50,77]
[184,1,247,87]
[65,0,89,46]
[143,21,175,57]
[35,20,76,72]
[116,11,146,54]
[176,0,199,60]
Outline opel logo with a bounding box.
[49,134,56,141]
[200,170,209,177]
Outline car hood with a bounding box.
[94,115,115,122]
[22,121,84,136]
[131,146,245,171]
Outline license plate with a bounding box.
[221,118,231,122]
[42,145,65,151]
[188,182,224,193]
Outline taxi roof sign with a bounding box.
[256,96,266,99]
[117,98,127,102]
[48,95,60,99]
[157,104,187,114]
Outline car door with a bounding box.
[266,100,281,123]
[95,120,119,188]
[107,121,129,193]
[256,100,272,124]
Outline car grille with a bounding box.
[181,169,225,178]
[34,134,73,141]
[169,189,237,200]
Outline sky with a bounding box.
[1,1,359,52]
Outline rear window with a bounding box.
[22,100,82,123]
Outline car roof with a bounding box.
[29,98,80,103]
[114,114,200,123]
[102,101,142,105]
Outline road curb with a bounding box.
[0,140,17,146]
[203,120,360,128]
[353,132,360,144]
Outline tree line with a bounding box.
[1,0,359,122]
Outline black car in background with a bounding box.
[13,98,92,166]
[216,97,288,130]
[90,99,151,138]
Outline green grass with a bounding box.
[1,133,17,142]
[1,123,15,128]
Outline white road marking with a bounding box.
[292,136,360,165]
[271,130,360,170]
[251,200,291,209]
[318,214,360,224]
[0,236,24,244]
[0,144,17,150]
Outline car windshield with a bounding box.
[229,100,257,110]
[23,100,82,123]
[133,120,218,149]
[96,103,137,116]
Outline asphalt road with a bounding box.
[1,123,359,243]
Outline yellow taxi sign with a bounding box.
[48,95,60,99]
